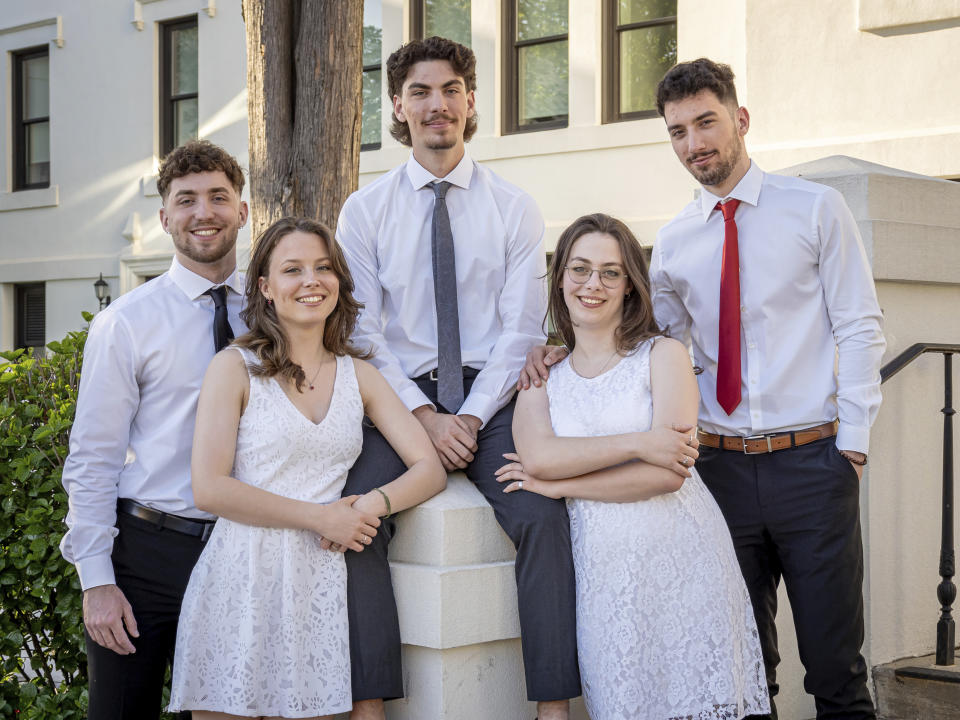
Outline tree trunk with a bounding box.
[243,0,364,237]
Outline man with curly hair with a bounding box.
[336,36,581,720]
[60,140,250,719]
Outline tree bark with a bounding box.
[243,0,364,237]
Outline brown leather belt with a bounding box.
[697,420,838,455]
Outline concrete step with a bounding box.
[874,651,960,720]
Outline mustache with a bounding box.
[686,150,717,163]
[423,114,456,124]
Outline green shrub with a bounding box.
[0,319,91,719]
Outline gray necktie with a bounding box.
[430,181,464,413]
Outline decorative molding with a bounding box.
[204,0,217,19]
[141,172,160,197]
[119,254,172,294]
[121,212,142,246]
[0,16,64,48]
[132,1,143,31]
[0,186,59,212]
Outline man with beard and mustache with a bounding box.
[335,37,580,720]
[61,140,255,719]
[521,58,884,720]
[650,59,884,719]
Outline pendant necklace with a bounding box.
[306,356,330,390]
[570,347,620,379]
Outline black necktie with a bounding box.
[431,181,464,413]
[205,286,234,352]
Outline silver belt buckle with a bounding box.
[429,369,439,381]
[742,434,774,454]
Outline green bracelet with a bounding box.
[374,487,392,519]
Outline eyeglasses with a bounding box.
[564,264,628,289]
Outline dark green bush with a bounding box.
[0,319,90,718]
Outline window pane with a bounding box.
[425,0,472,47]
[171,25,198,95]
[517,0,568,41]
[363,0,382,65]
[361,69,382,147]
[23,55,49,120]
[618,0,676,25]
[26,121,50,186]
[518,40,568,125]
[620,24,676,114]
[174,97,198,147]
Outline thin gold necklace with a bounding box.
[305,354,333,390]
[570,347,620,379]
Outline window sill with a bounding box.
[0,185,59,212]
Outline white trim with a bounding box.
[119,254,172,295]
[0,186,59,212]
[0,16,64,48]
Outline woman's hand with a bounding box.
[638,424,699,477]
[495,453,562,499]
[314,496,381,553]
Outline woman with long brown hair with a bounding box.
[496,214,768,719]
[168,217,445,719]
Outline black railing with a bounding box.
[881,343,959,666]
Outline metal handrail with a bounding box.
[880,342,958,666]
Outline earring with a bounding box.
[266,298,273,305]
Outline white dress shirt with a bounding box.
[651,161,885,454]
[336,152,547,426]
[60,257,246,591]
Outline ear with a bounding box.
[159,207,169,232]
[735,106,750,138]
[393,94,406,123]
[465,89,476,119]
[238,201,249,228]
[257,276,271,302]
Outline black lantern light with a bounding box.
[93,273,111,310]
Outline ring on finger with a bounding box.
[518,480,524,490]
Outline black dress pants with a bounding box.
[342,375,581,703]
[696,437,876,720]
[85,512,208,720]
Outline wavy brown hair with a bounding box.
[386,36,478,146]
[548,213,660,354]
[157,139,245,201]
[235,217,369,391]
[655,57,739,117]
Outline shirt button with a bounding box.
[740,305,747,312]
[748,343,756,349]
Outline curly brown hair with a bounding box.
[548,214,660,354]
[655,58,739,117]
[386,36,478,146]
[157,139,245,201]
[235,217,369,391]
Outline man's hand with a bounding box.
[315,496,381,553]
[840,450,866,480]
[517,345,569,391]
[639,424,700,477]
[83,584,139,655]
[413,406,478,471]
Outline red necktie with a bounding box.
[716,199,742,415]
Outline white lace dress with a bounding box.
[546,339,769,720]
[168,349,362,717]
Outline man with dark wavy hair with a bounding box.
[60,140,249,719]
[651,58,883,719]
[336,36,580,720]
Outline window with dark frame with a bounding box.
[13,46,50,190]
[160,16,198,157]
[361,4,383,151]
[603,0,677,123]
[15,283,45,351]
[410,0,472,47]
[503,0,569,134]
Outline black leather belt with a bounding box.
[414,366,481,382]
[118,498,216,541]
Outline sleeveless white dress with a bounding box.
[168,349,362,717]
[546,339,769,720]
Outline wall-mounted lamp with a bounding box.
[94,273,111,310]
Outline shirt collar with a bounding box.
[168,255,244,301]
[698,159,763,222]
[405,151,474,192]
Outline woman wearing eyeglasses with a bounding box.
[496,214,768,720]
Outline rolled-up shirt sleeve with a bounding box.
[815,188,885,454]
[59,311,140,591]
[458,195,547,426]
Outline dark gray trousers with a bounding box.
[85,512,205,720]
[696,437,876,720]
[342,375,581,703]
